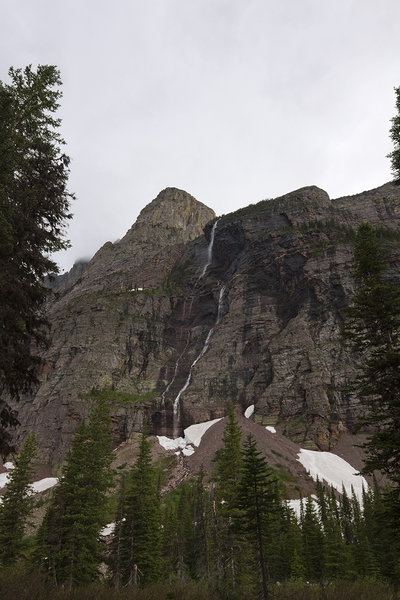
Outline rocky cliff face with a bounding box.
[13,183,400,464]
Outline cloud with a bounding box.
[2,0,399,271]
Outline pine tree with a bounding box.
[234,434,278,600]
[0,433,37,564]
[176,480,197,580]
[388,86,400,184]
[0,65,73,455]
[343,221,400,588]
[34,485,64,585]
[351,486,379,578]
[365,481,400,585]
[34,399,113,587]
[301,494,324,583]
[118,427,162,585]
[161,484,182,579]
[213,401,243,511]
[271,494,297,582]
[275,500,304,582]
[108,474,126,588]
[194,466,210,580]
[212,401,243,591]
[344,222,400,484]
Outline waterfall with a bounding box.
[200,218,220,278]
[161,331,191,406]
[161,215,222,438]
[181,296,195,322]
[172,286,225,438]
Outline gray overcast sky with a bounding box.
[2,0,400,272]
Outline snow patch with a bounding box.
[297,449,368,499]
[0,475,58,500]
[4,462,14,470]
[0,473,10,488]
[288,498,303,519]
[266,426,276,433]
[100,522,115,536]
[244,405,254,418]
[184,418,222,447]
[30,477,58,494]
[157,436,186,451]
[157,417,222,455]
[288,496,318,520]
[182,446,195,457]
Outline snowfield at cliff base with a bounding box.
[297,448,368,498]
[289,449,368,518]
[157,418,222,456]
[0,415,367,528]
[158,413,368,521]
[0,464,58,502]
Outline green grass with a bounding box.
[275,462,298,484]
[80,388,157,405]
[0,566,397,600]
[271,449,284,458]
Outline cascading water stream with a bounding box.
[172,285,225,438]
[160,331,191,407]
[160,214,222,437]
[199,218,220,278]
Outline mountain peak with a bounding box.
[134,187,215,240]
[55,188,215,298]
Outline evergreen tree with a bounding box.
[0,433,37,564]
[108,474,127,588]
[213,401,243,511]
[364,481,400,585]
[0,65,73,456]
[344,222,400,485]
[212,401,243,591]
[175,480,197,580]
[194,466,211,580]
[388,85,400,183]
[340,486,353,547]
[34,485,64,585]
[271,494,297,582]
[162,483,185,579]
[34,400,113,587]
[234,434,278,600]
[118,428,162,585]
[343,222,400,587]
[351,486,379,579]
[301,494,324,583]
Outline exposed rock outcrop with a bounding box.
[13,183,400,464]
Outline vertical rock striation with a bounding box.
[13,183,400,464]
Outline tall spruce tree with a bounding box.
[34,399,113,587]
[212,401,243,590]
[234,434,278,600]
[175,479,197,580]
[0,65,73,456]
[194,466,211,580]
[162,481,189,580]
[344,223,400,588]
[116,428,162,586]
[344,222,400,484]
[300,494,324,583]
[213,401,243,510]
[351,486,379,579]
[0,433,37,564]
[108,474,127,588]
[389,86,400,183]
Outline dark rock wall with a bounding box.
[13,183,400,464]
